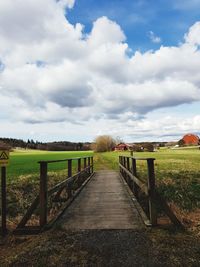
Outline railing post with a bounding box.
[88,157,91,174]
[40,162,48,228]
[131,158,139,199]
[124,157,128,182]
[84,158,87,170]
[123,157,126,177]
[1,166,7,236]
[78,158,81,173]
[67,159,72,198]
[77,158,81,187]
[121,156,123,172]
[147,159,157,226]
[119,156,121,173]
[127,157,130,171]
[91,157,94,173]
[127,157,131,186]
[68,159,72,177]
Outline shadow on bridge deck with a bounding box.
[59,170,144,230]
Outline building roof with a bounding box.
[182,133,199,144]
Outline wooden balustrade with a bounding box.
[15,156,94,234]
[119,156,183,228]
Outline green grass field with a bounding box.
[7,149,93,182]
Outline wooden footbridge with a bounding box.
[1,155,183,236]
[60,170,143,230]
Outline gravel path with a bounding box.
[1,228,200,266]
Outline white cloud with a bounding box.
[0,0,200,140]
[148,31,161,43]
[184,21,200,46]
[173,0,200,10]
[88,16,126,47]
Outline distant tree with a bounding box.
[115,136,123,145]
[178,139,185,147]
[143,143,154,152]
[159,143,165,147]
[77,142,83,150]
[132,144,143,152]
[94,135,116,152]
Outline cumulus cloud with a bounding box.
[172,0,200,10]
[184,21,200,46]
[0,0,200,140]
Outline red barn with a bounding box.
[114,143,131,151]
[182,134,200,146]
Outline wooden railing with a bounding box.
[119,156,183,228]
[15,156,94,234]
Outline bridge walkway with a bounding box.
[60,170,144,230]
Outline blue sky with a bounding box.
[67,0,200,51]
[0,0,200,142]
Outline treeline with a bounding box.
[0,138,91,151]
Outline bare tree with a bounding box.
[94,135,116,152]
[115,136,123,145]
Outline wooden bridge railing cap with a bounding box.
[121,156,155,161]
[38,156,93,164]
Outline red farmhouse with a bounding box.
[182,134,200,146]
[114,143,131,151]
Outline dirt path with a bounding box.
[93,153,112,170]
[1,227,200,266]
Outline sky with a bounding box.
[0,0,200,142]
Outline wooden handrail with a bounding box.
[119,164,148,194]
[38,156,93,164]
[15,156,94,233]
[119,155,183,228]
[121,156,155,161]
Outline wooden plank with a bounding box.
[127,157,130,171]
[46,173,95,229]
[91,157,94,173]
[126,157,155,161]
[39,162,48,227]
[84,158,87,169]
[17,196,39,228]
[60,171,144,230]
[154,190,184,228]
[1,166,7,236]
[48,169,90,196]
[78,158,81,172]
[119,164,148,194]
[88,157,91,174]
[38,157,81,164]
[67,159,72,198]
[147,159,157,226]
[131,158,139,199]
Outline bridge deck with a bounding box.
[60,171,144,230]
